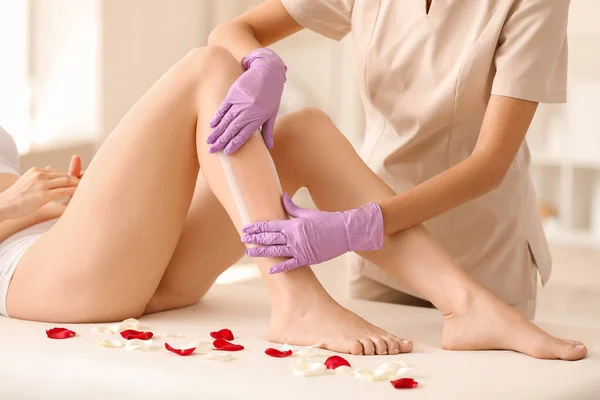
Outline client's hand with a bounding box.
[207,48,286,155]
[68,154,84,179]
[241,193,384,274]
[0,167,79,220]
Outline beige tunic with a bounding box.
[281,0,569,305]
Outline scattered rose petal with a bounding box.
[119,318,140,331]
[92,318,140,335]
[279,343,330,358]
[96,340,124,348]
[352,361,411,381]
[295,348,331,357]
[210,329,234,341]
[46,328,76,339]
[165,343,196,356]
[380,361,411,380]
[391,378,418,389]
[91,326,114,335]
[120,329,153,340]
[125,339,153,351]
[324,355,351,370]
[186,341,213,352]
[353,368,376,381]
[279,343,293,352]
[265,348,293,358]
[292,360,329,377]
[335,366,354,376]
[200,353,235,362]
[213,338,244,351]
[157,332,184,339]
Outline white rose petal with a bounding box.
[125,339,153,351]
[279,343,331,358]
[119,318,140,331]
[96,340,125,348]
[279,343,293,352]
[91,326,115,335]
[200,353,234,362]
[91,318,141,335]
[292,360,329,377]
[335,366,354,376]
[354,361,411,381]
[353,368,376,381]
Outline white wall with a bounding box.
[99,0,364,146]
[100,0,213,137]
[30,0,101,146]
[26,0,365,151]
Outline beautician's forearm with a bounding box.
[379,95,537,235]
[378,154,504,235]
[208,22,262,62]
[208,1,303,62]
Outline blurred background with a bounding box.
[0,0,598,324]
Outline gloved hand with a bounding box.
[207,48,287,154]
[241,193,384,274]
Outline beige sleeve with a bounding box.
[491,0,570,103]
[280,0,354,41]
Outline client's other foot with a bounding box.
[442,289,587,360]
[269,294,413,355]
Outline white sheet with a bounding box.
[1,280,599,399]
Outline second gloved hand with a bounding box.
[207,48,286,154]
[241,193,384,274]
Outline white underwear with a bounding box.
[0,218,57,316]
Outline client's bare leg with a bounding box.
[191,53,408,356]
[270,108,586,361]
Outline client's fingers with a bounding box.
[47,186,77,201]
[47,175,80,189]
[68,155,82,177]
[246,245,293,258]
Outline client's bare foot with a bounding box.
[442,289,587,360]
[269,294,413,356]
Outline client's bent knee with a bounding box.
[182,45,241,81]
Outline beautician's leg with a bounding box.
[269,107,586,361]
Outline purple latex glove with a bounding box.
[241,193,384,274]
[207,48,286,154]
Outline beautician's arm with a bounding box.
[208,0,303,61]
[379,95,538,235]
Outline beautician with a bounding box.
[207,0,570,318]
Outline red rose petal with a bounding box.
[265,348,293,358]
[120,329,154,340]
[324,355,351,370]
[46,327,76,339]
[165,343,196,356]
[210,329,234,341]
[391,378,418,389]
[213,338,244,351]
